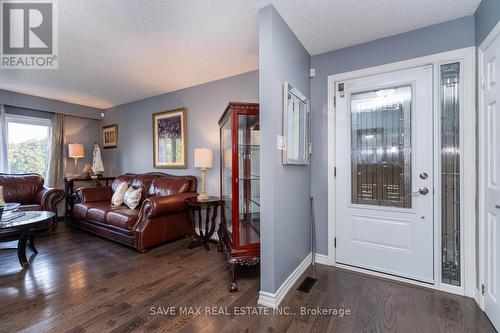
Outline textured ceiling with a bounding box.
[272,0,481,55]
[0,0,480,109]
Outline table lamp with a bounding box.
[68,143,84,178]
[194,148,213,201]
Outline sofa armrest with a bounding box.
[33,186,65,213]
[77,186,113,203]
[141,192,197,219]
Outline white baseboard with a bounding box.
[258,253,312,309]
[474,287,482,308]
[314,253,330,265]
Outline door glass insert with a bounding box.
[350,85,412,208]
[440,62,461,286]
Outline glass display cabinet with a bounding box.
[218,102,260,292]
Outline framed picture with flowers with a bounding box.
[152,108,187,168]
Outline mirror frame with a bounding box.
[282,81,311,165]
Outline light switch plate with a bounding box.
[277,135,285,151]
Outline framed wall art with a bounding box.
[152,108,187,169]
[102,124,118,149]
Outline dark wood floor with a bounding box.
[0,224,495,333]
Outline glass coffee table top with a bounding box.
[1,203,20,211]
[0,211,55,228]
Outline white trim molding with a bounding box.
[327,47,476,298]
[314,253,330,265]
[258,253,312,309]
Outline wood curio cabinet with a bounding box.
[218,102,260,292]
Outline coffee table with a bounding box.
[0,211,55,269]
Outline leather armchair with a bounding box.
[0,173,65,228]
[73,172,198,252]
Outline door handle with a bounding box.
[495,205,500,209]
[413,187,429,195]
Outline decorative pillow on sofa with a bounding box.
[123,187,142,209]
[111,182,129,206]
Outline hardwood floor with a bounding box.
[0,224,495,333]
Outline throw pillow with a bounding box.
[111,182,129,206]
[124,187,142,210]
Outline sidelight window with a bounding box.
[440,62,461,286]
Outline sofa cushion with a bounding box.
[0,173,44,204]
[107,209,139,230]
[87,205,112,222]
[111,182,129,206]
[124,187,141,209]
[111,174,135,191]
[130,174,161,203]
[149,176,192,196]
[74,202,115,220]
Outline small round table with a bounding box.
[0,211,55,269]
[185,196,223,251]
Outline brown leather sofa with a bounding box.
[73,172,198,252]
[0,173,65,228]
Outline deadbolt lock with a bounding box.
[420,172,429,180]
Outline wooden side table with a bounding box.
[184,196,223,250]
[64,176,115,223]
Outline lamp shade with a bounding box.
[194,148,213,168]
[68,143,84,158]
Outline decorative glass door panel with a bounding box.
[237,114,260,246]
[440,62,461,286]
[351,86,412,208]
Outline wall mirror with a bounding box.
[283,81,310,165]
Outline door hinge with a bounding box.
[334,167,336,177]
[334,237,337,248]
[334,96,336,107]
[481,79,486,90]
[482,284,486,295]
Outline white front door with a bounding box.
[335,66,434,283]
[483,28,500,331]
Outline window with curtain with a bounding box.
[5,114,52,178]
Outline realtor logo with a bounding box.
[1,0,58,69]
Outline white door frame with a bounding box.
[327,47,476,298]
[478,20,500,311]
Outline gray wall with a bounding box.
[64,116,102,176]
[0,89,103,119]
[4,106,102,178]
[102,70,259,197]
[259,5,311,293]
[475,0,500,46]
[310,15,476,255]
